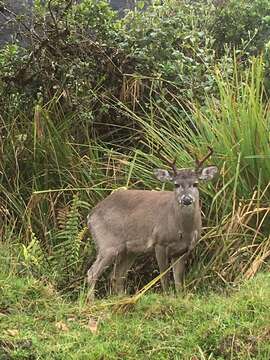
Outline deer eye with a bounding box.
[193,183,199,188]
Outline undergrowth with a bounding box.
[0,1,269,298]
[1,56,270,297]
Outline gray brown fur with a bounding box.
[87,165,218,298]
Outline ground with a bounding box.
[0,247,270,359]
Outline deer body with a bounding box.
[87,150,218,298]
[89,189,200,256]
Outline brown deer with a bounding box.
[87,147,218,298]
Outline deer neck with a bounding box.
[174,199,200,232]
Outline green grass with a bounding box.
[1,246,270,360]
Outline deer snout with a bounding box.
[180,195,193,206]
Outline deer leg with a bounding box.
[155,245,170,292]
[87,250,116,301]
[172,253,188,292]
[110,252,136,295]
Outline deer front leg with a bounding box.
[172,253,188,292]
[155,245,170,292]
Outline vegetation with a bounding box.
[211,0,270,55]
[1,247,270,359]
[1,1,270,356]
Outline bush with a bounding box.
[0,1,218,117]
[211,0,270,55]
[118,0,216,99]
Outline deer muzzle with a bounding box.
[180,195,194,206]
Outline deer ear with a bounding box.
[198,166,218,181]
[154,169,174,182]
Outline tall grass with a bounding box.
[120,57,270,199]
[1,56,270,295]
[113,56,270,287]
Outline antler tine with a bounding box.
[196,146,213,170]
[186,146,213,170]
[157,147,177,174]
[185,146,199,167]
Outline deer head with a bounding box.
[154,147,218,207]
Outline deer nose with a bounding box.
[181,195,193,206]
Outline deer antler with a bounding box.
[157,147,177,175]
[196,146,213,169]
[187,146,214,170]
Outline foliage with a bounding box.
[1,1,270,296]
[19,195,94,291]
[0,43,26,78]
[118,0,216,100]
[211,0,270,55]
[69,0,119,39]
[116,57,270,198]
[1,52,270,295]
[0,0,124,121]
[0,0,217,129]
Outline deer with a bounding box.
[86,147,218,299]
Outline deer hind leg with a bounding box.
[87,249,117,301]
[155,245,170,292]
[110,252,136,295]
[172,253,188,292]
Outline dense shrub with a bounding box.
[211,0,270,55]
[0,1,217,116]
[118,0,216,99]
